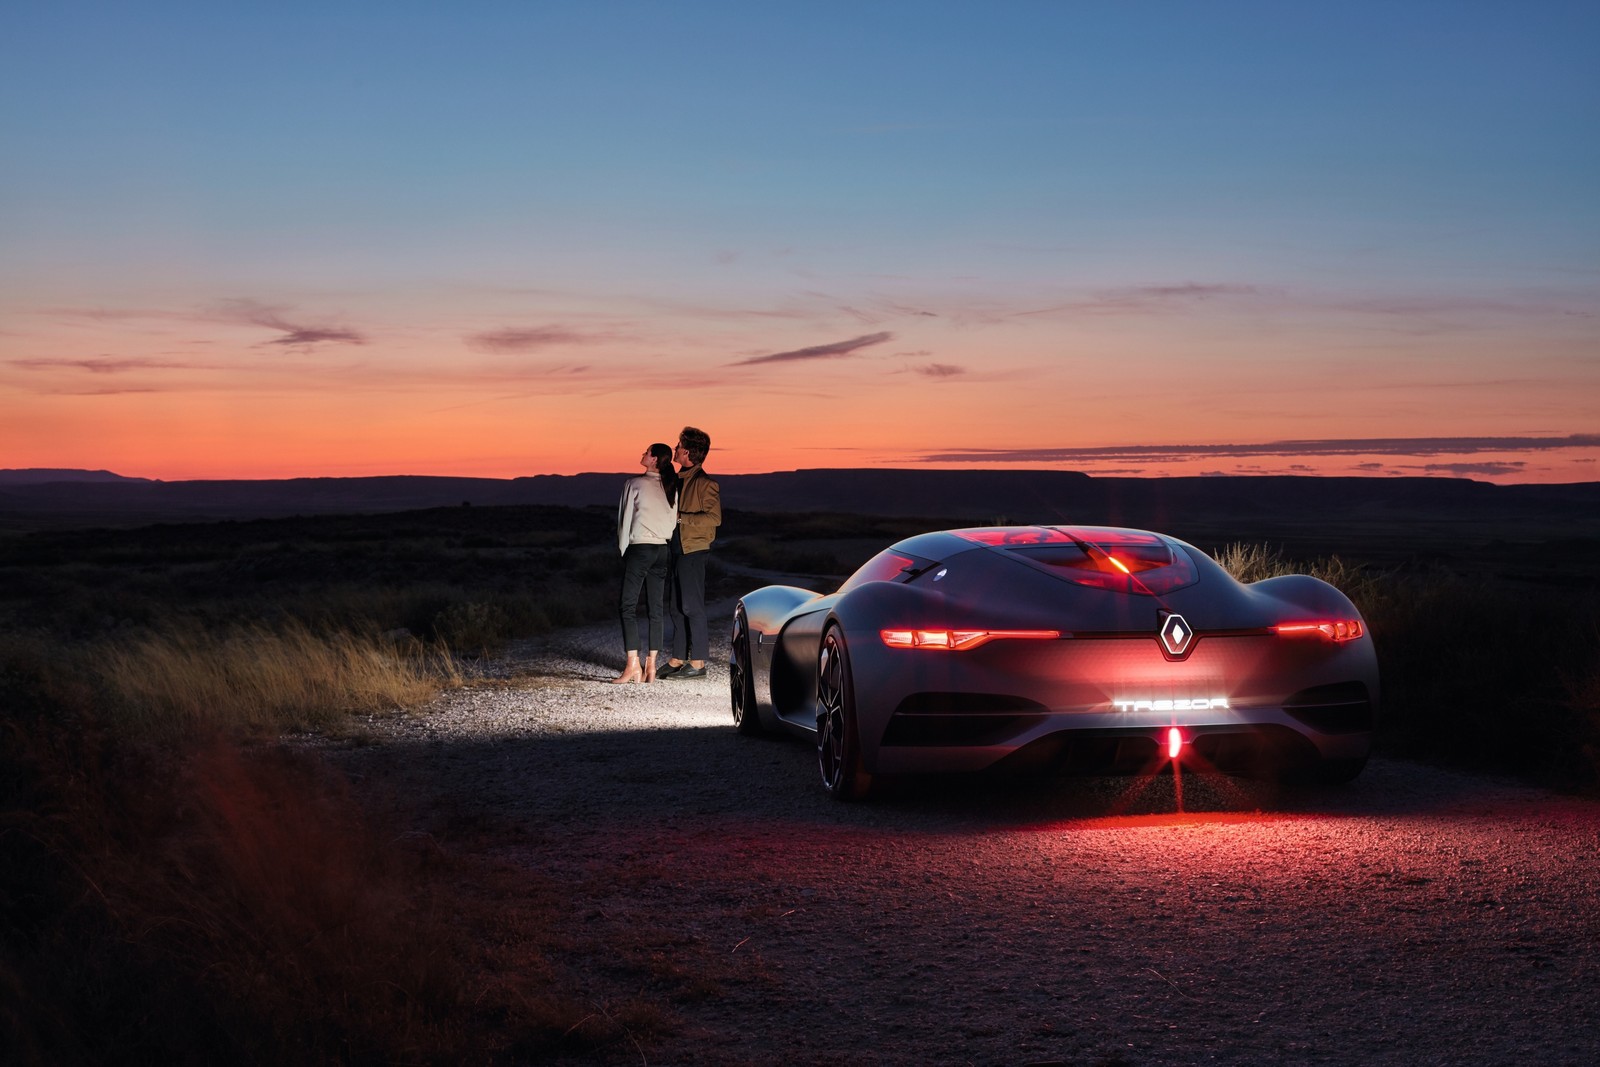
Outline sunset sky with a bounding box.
[3,2,1597,483]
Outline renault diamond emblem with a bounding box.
[1159,612,1194,658]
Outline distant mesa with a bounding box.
[1,468,1598,537]
[0,468,153,485]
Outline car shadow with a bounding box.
[335,713,1570,841]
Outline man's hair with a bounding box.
[679,426,711,466]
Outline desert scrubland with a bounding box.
[3,500,1599,1063]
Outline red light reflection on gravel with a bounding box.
[1167,727,1185,811]
[1058,810,1287,830]
[1059,742,1289,823]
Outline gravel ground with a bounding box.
[327,602,1600,1066]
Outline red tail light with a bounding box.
[1272,619,1365,643]
[880,628,1060,651]
[1166,727,1183,760]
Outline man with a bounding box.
[659,426,721,679]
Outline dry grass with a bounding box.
[0,725,495,1065]
[85,622,461,739]
[0,694,705,1065]
[0,504,666,1064]
[1211,540,1297,582]
[1211,540,1374,596]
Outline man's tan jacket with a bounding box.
[676,465,721,553]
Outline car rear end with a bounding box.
[849,527,1377,779]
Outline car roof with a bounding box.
[892,525,1173,560]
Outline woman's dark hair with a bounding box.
[649,442,680,505]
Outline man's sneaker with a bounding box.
[656,661,687,678]
[667,665,707,679]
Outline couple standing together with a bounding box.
[613,425,721,684]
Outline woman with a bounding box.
[612,443,679,682]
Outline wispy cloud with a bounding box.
[1331,294,1595,320]
[42,386,167,396]
[9,356,220,374]
[45,306,208,325]
[216,299,365,348]
[932,279,1598,333]
[1412,462,1529,476]
[913,362,966,378]
[837,299,939,326]
[464,326,600,353]
[729,331,894,367]
[924,435,1600,464]
[1011,283,1264,320]
[1122,283,1259,301]
[271,326,363,346]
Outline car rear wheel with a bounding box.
[730,606,761,735]
[817,624,872,800]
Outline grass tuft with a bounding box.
[85,622,460,739]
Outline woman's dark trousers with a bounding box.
[619,543,670,653]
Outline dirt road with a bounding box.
[331,617,1600,1065]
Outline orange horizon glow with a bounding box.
[7,317,1595,485]
[5,450,1598,486]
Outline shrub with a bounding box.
[432,600,511,657]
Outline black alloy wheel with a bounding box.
[816,624,872,800]
[730,606,761,734]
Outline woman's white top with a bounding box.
[617,470,678,555]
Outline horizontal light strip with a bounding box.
[880,628,1060,651]
[1272,619,1365,642]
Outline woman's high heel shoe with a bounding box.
[610,660,643,684]
[643,654,659,683]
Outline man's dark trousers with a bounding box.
[668,530,709,662]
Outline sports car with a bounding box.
[729,525,1378,799]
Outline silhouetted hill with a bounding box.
[0,468,151,485]
[2,469,1598,545]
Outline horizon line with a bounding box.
[5,465,1600,488]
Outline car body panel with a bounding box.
[733,526,1379,780]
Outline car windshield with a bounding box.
[1003,532,1200,595]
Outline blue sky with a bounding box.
[3,2,1597,479]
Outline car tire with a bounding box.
[817,624,873,800]
[730,606,762,735]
